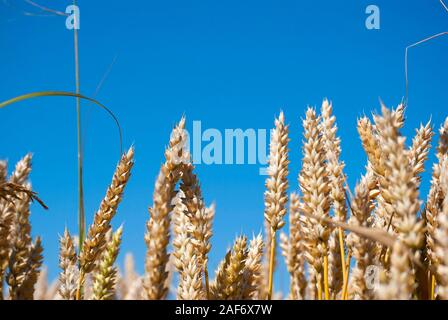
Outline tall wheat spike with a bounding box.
[299,107,330,300]
[78,147,134,298]
[320,100,347,298]
[372,105,424,298]
[143,117,190,300]
[280,193,307,299]
[264,111,289,299]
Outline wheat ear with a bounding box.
[425,117,448,297]
[346,172,376,299]
[408,120,433,187]
[377,240,414,299]
[78,147,134,298]
[264,111,289,299]
[280,193,307,299]
[93,226,123,300]
[374,105,424,252]
[180,164,213,298]
[211,236,248,300]
[434,156,448,299]
[58,229,79,300]
[143,117,190,299]
[299,107,330,300]
[321,100,347,298]
[176,238,205,300]
[242,234,264,299]
[0,155,32,299]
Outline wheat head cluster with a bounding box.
[1,100,448,300]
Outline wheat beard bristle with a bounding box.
[143,117,190,300]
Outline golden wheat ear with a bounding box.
[263,111,289,300]
[58,228,78,300]
[143,117,189,300]
[78,147,134,299]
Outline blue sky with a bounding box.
[0,0,447,293]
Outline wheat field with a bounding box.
[1,100,448,300]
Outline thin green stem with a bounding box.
[73,0,85,253]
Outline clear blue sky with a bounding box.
[1,0,447,293]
